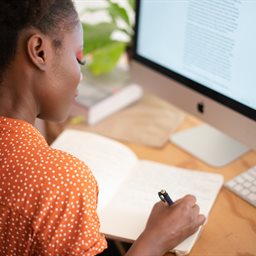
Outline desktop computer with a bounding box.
[131,0,256,168]
[131,0,256,207]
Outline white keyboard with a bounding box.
[225,166,256,207]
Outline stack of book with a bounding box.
[71,66,143,125]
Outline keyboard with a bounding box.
[225,166,256,207]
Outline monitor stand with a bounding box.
[170,124,250,167]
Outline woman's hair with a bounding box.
[0,0,79,74]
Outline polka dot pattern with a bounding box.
[0,117,107,255]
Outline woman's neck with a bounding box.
[0,81,37,125]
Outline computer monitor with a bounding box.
[131,0,256,167]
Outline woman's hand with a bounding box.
[126,194,206,256]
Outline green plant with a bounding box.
[81,0,135,75]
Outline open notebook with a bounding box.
[51,129,224,255]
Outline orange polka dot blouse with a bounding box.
[0,117,107,255]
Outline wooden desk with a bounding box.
[46,115,256,256]
[124,116,256,256]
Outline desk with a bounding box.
[46,115,256,256]
[124,115,256,256]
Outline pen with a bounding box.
[158,189,174,206]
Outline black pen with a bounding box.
[158,189,174,206]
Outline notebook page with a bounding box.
[100,160,223,254]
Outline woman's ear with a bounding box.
[27,34,50,71]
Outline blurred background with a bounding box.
[74,0,135,76]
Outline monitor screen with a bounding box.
[131,0,256,166]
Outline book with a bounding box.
[71,66,143,125]
[51,129,224,255]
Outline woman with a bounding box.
[0,1,205,255]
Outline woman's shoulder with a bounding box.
[42,145,97,188]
